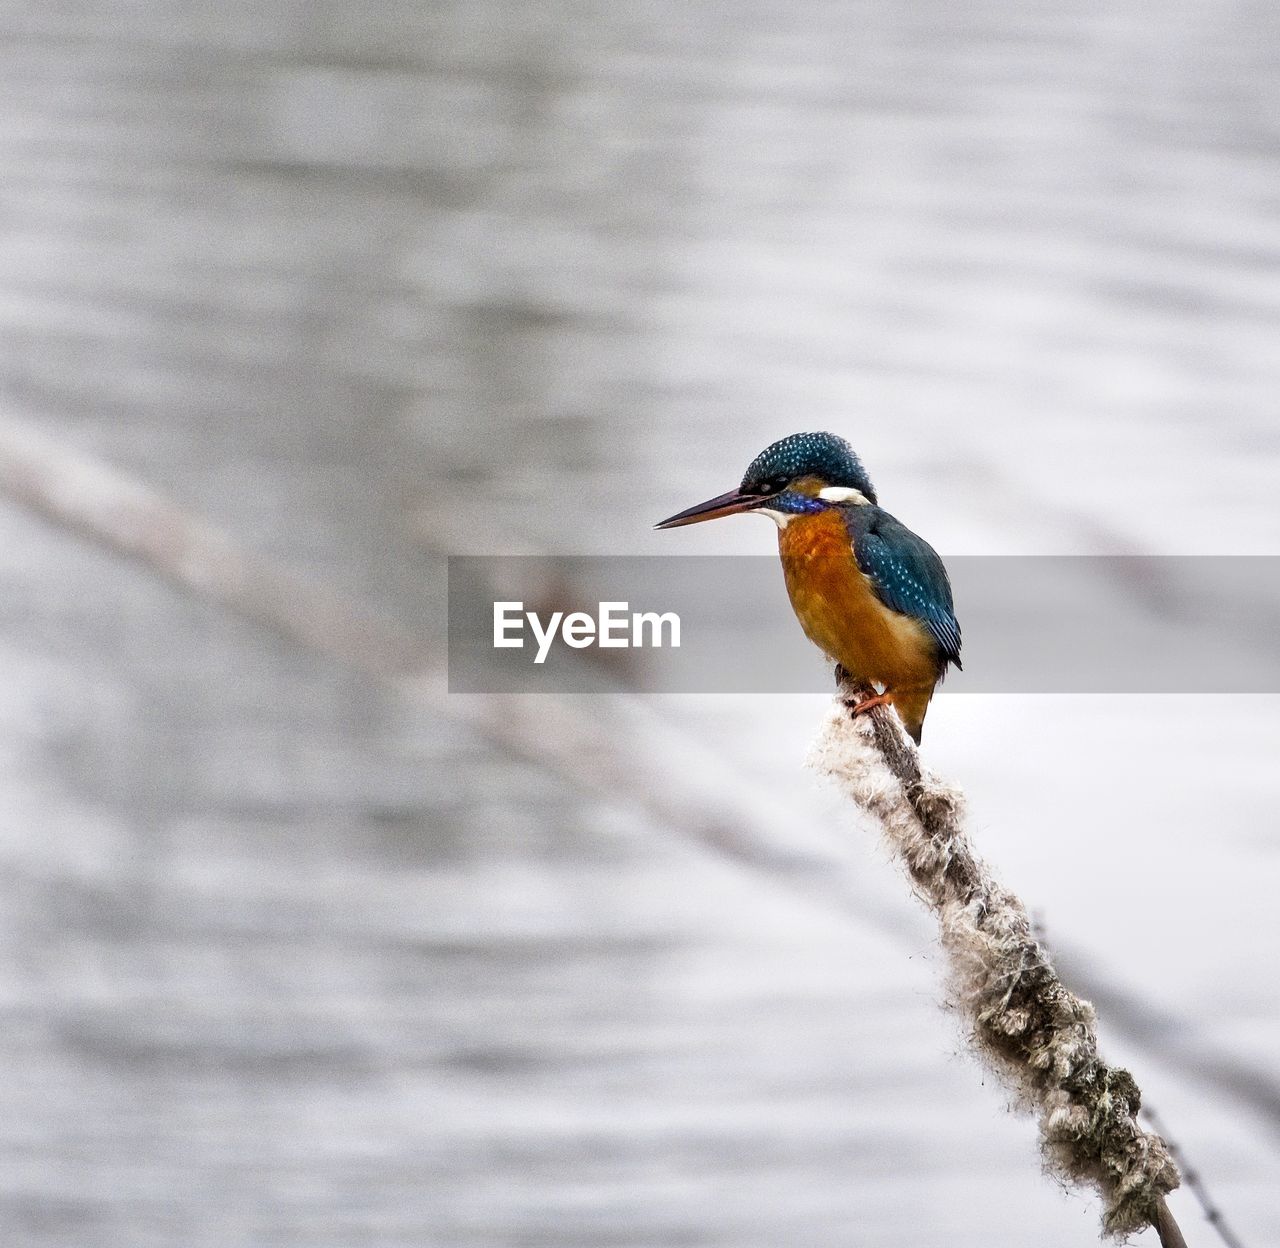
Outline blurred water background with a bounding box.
[0,2,1276,1245]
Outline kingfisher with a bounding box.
[655,431,960,744]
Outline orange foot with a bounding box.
[850,691,893,717]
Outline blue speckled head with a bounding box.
[740,432,876,502]
[653,430,877,530]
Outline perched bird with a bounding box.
[655,431,960,743]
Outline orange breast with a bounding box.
[777,509,940,690]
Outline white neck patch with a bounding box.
[817,486,870,505]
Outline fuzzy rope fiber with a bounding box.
[808,691,1180,1239]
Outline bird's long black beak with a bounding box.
[654,488,766,529]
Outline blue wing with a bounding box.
[847,507,962,669]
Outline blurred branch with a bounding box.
[0,422,423,679]
[810,677,1186,1244]
[0,419,844,885]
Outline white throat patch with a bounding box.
[756,508,793,529]
[817,486,870,505]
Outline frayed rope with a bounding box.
[807,688,1181,1241]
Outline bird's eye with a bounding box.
[758,476,786,495]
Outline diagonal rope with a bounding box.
[811,678,1186,1243]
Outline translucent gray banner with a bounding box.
[447,556,1280,693]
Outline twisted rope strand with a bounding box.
[809,680,1185,1243]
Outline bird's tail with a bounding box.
[891,684,932,746]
